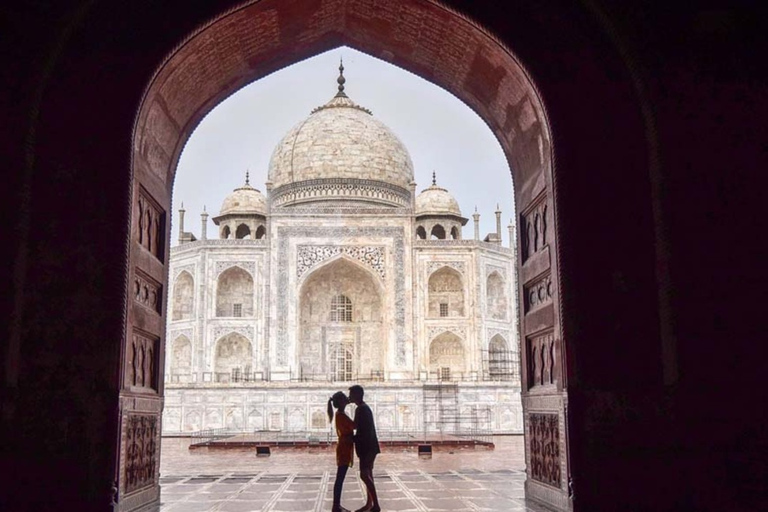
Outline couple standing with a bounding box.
[327,384,381,512]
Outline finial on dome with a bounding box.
[245,171,250,186]
[180,202,185,210]
[336,58,347,98]
[432,171,436,186]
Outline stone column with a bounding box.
[495,204,502,245]
[473,208,480,241]
[178,203,186,244]
[200,207,208,240]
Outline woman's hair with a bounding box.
[327,391,347,423]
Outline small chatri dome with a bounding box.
[219,173,267,216]
[415,173,462,217]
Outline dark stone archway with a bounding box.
[6,2,766,512]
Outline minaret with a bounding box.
[495,203,503,245]
[473,207,480,241]
[200,206,208,240]
[178,202,186,244]
[508,219,515,249]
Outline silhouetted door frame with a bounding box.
[116,169,170,511]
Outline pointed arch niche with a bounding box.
[215,266,254,317]
[298,257,383,380]
[213,332,253,380]
[428,266,465,317]
[171,271,194,321]
[124,0,600,509]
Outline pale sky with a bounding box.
[171,46,515,246]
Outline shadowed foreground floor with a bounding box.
[159,436,545,511]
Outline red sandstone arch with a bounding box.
[127,0,563,509]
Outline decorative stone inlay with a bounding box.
[133,271,161,314]
[485,264,507,279]
[215,261,255,277]
[124,414,158,494]
[529,413,561,488]
[524,272,553,313]
[213,326,254,342]
[527,330,556,388]
[426,261,465,275]
[297,245,386,279]
[427,326,466,340]
[271,179,411,208]
[487,328,510,343]
[414,239,512,253]
[172,264,195,281]
[277,226,406,366]
[170,328,193,342]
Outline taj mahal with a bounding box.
[162,65,523,436]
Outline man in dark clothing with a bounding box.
[349,384,381,512]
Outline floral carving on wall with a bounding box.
[529,413,561,487]
[297,245,386,279]
[124,414,158,494]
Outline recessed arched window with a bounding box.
[450,226,460,239]
[171,271,194,321]
[329,294,352,322]
[486,271,508,320]
[330,346,354,381]
[255,225,266,239]
[488,334,512,381]
[216,266,254,317]
[428,267,465,317]
[430,224,446,239]
[416,226,427,239]
[235,223,251,239]
[221,225,231,239]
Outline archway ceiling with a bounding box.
[134,0,551,206]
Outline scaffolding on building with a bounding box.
[480,349,520,382]
[422,383,493,444]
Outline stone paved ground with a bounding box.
[160,436,547,511]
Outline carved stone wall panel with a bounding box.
[170,328,193,343]
[213,326,254,342]
[297,245,386,279]
[427,261,465,275]
[526,330,556,389]
[520,194,548,263]
[487,328,510,344]
[529,413,561,487]
[137,188,165,261]
[427,326,466,341]
[172,264,195,281]
[215,261,255,277]
[524,272,553,313]
[133,270,162,314]
[127,331,160,391]
[277,226,406,366]
[124,414,158,494]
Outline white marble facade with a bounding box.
[164,72,522,435]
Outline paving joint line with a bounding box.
[390,470,428,512]
[261,472,297,512]
[314,470,331,512]
[422,470,480,512]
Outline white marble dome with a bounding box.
[267,93,414,192]
[415,181,462,217]
[219,179,267,216]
